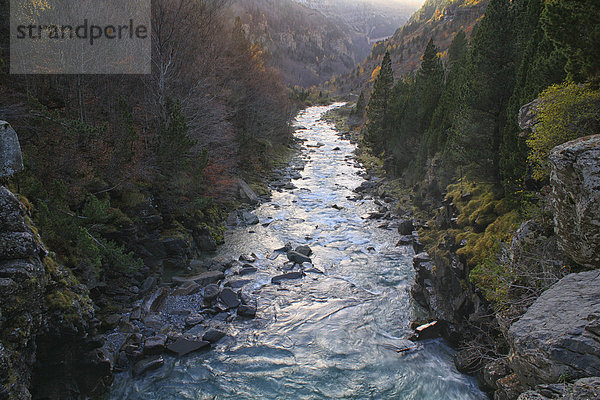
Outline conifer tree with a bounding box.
[352,90,367,118]
[462,0,515,180]
[500,0,566,190]
[542,0,600,84]
[366,51,394,155]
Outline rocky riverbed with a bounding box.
[106,103,486,399]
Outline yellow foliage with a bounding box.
[370,66,381,82]
[527,83,600,180]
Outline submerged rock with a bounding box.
[132,357,164,376]
[202,329,226,343]
[238,304,257,318]
[167,338,210,356]
[286,251,311,264]
[271,272,305,284]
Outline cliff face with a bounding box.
[0,185,112,399]
[549,135,600,268]
[410,126,600,396]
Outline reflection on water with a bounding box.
[108,104,486,399]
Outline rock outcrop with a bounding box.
[0,186,112,399]
[518,99,542,136]
[517,377,600,400]
[0,121,23,179]
[549,135,600,268]
[508,270,600,387]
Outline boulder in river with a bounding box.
[238,304,257,318]
[508,270,600,387]
[287,251,311,264]
[241,210,259,226]
[132,356,164,376]
[218,287,240,309]
[271,271,305,284]
[398,219,415,236]
[167,338,210,357]
[202,329,226,343]
[295,245,312,257]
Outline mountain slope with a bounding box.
[333,0,489,93]
[229,0,417,87]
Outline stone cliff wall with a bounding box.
[0,186,112,399]
[410,122,600,397]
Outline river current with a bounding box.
[108,104,486,399]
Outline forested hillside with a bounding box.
[0,0,290,287]
[333,0,489,93]
[339,0,600,383]
[229,0,416,87]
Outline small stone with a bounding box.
[130,308,142,320]
[203,284,219,302]
[238,304,257,318]
[144,335,167,355]
[167,338,210,356]
[202,329,226,343]
[184,314,204,328]
[239,266,257,275]
[295,245,312,257]
[225,279,252,289]
[132,356,164,376]
[271,272,305,284]
[239,254,255,263]
[286,251,311,264]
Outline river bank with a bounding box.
[323,103,600,400]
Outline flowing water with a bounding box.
[109,104,486,399]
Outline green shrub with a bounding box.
[527,82,600,180]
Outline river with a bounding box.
[108,103,486,399]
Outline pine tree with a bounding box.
[500,0,566,190]
[462,0,516,180]
[352,90,367,118]
[158,100,196,178]
[542,0,600,84]
[366,51,394,155]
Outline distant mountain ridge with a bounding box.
[229,0,417,87]
[333,0,489,93]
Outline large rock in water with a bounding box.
[508,270,600,387]
[0,121,24,178]
[549,135,600,268]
